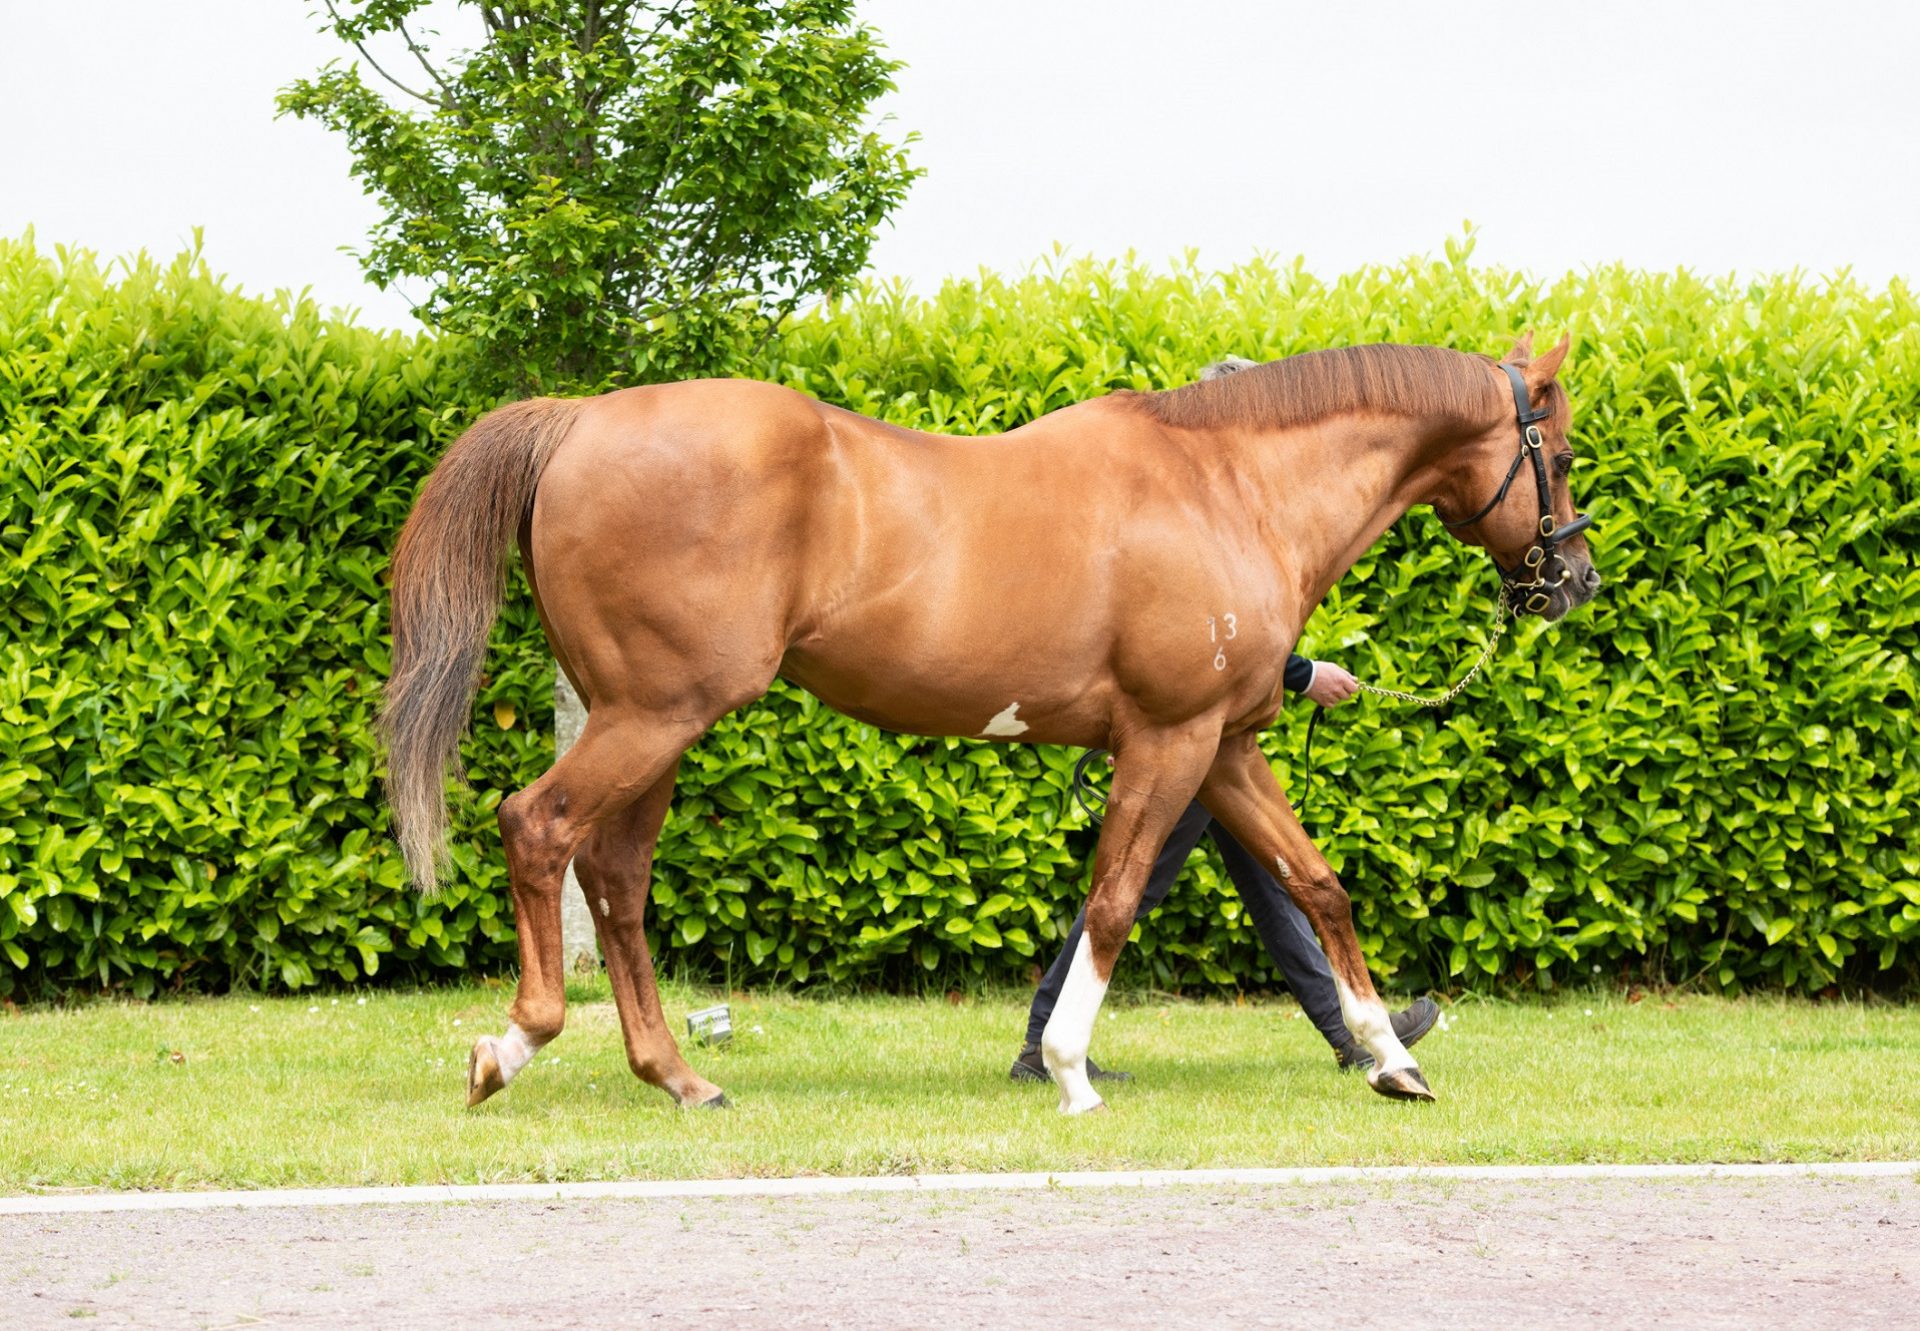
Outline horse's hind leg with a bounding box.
[466,713,702,1108]
[1042,721,1220,1114]
[1198,732,1433,1101]
[573,756,726,1108]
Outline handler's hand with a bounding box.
[1303,662,1360,708]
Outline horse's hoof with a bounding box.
[1368,1065,1436,1102]
[695,1091,731,1110]
[466,1037,507,1108]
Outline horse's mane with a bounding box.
[1129,343,1534,433]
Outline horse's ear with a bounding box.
[1524,333,1571,390]
[1504,332,1535,364]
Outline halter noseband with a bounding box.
[1443,362,1594,615]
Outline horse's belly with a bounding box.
[778,645,1114,749]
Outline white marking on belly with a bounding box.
[981,702,1029,737]
[1040,934,1111,1115]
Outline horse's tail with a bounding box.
[382,397,582,893]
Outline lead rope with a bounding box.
[1298,595,1508,821]
[1071,595,1510,827]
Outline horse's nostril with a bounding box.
[1581,566,1602,592]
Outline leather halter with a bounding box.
[1444,362,1594,615]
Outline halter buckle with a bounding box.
[1524,424,1544,450]
[1524,545,1545,568]
[1526,591,1551,613]
[1539,514,1557,538]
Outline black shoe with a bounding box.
[1009,1043,1133,1084]
[1333,996,1442,1072]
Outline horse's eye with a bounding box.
[1554,453,1576,476]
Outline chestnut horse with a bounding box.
[383,333,1598,1114]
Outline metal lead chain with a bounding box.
[1354,594,1509,708]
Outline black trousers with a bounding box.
[1025,800,1351,1049]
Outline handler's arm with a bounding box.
[1291,657,1360,707]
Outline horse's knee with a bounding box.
[1290,868,1350,922]
[1083,896,1136,970]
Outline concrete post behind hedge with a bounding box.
[553,672,600,972]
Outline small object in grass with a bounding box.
[687,1004,732,1045]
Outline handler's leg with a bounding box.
[1024,800,1214,1050]
[574,757,726,1109]
[1041,726,1219,1114]
[1198,732,1433,1100]
[1208,826,1352,1050]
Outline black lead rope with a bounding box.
[1067,704,1331,828]
[1070,747,1110,825]
[1298,704,1325,822]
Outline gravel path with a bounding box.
[7,1176,1915,1329]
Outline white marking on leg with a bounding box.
[1040,933,1110,1115]
[493,1023,545,1086]
[598,897,610,917]
[1333,979,1415,1077]
[981,702,1029,737]
[1273,854,1292,880]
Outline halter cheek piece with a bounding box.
[1443,362,1595,615]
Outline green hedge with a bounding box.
[3,235,1916,998]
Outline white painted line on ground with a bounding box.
[4,1161,1914,1216]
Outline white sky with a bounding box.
[4,1,1915,331]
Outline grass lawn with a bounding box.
[2,978,1915,1192]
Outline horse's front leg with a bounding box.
[1041,721,1220,1115]
[1198,731,1434,1101]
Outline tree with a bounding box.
[280,0,919,394]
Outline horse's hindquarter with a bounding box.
[778,399,1294,747]
[529,379,832,715]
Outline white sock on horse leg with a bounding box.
[492,1023,544,1085]
[1040,933,1110,1115]
[1333,979,1415,1074]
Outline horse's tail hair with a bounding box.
[382,397,581,893]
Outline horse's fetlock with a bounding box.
[512,1002,565,1046]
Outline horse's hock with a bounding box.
[554,672,601,972]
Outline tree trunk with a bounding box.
[553,668,601,972]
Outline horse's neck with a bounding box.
[1232,413,1446,612]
